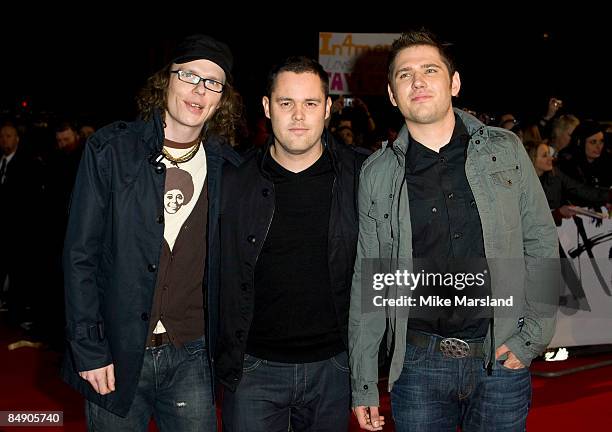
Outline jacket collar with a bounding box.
[389,108,489,165]
[257,129,342,179]
[143,108,241,168]
[205,134,242,167]
[140,108,166,152]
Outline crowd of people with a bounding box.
[0,120,90,348]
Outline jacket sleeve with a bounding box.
[63,135,113,372]
[349,165,387,407]
[504,138,560,366]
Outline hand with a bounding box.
[495,344,526,369]
[353,406,385,430]
[558,205,578,219]
[79,364,116,395]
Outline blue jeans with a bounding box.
[222,351,351,432]
[391,335,531,432]
[85,337,216,432]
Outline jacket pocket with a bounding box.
[481,153,520,230]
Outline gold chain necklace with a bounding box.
[162,142,200,165]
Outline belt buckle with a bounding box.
[440,337,470,358]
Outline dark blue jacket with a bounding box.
[61,110,241,416]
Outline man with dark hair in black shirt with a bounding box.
[216,56,367,432]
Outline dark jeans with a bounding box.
[391,335,531,432]
[85,337,216,432]
[222,351,351,432]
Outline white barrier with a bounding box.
[550,214,612,348]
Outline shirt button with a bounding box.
[155,164,165,174]
[148,264,157,272]
[492,156,497,162]
[453,232,463,239]
[475,139,480,145]
[447,192,454,199]
[247,235,256,244]
[384,214,389,219]
[439,156,446,163]
[431,207,437,213]
[262,188,270,197]
[389,194,393,199]
[156,215,164,224]
[363,385,368,390]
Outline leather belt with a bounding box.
[407,330,485,359]
[147,332,170,348]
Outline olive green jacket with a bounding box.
[349,109,559,407]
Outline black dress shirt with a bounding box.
[405,115,491,339]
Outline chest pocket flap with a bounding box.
[480,150,520,189]
[368,199,392,222]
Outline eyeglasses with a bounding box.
[170,70,225,93]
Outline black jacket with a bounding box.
[540,169,609,210]
[61,111,241,416]
[216,134,367,391]
[0,146,44,250]
[557,145,612,189]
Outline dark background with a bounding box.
[1,12,610,130]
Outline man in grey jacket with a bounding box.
[349,29,559,431]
